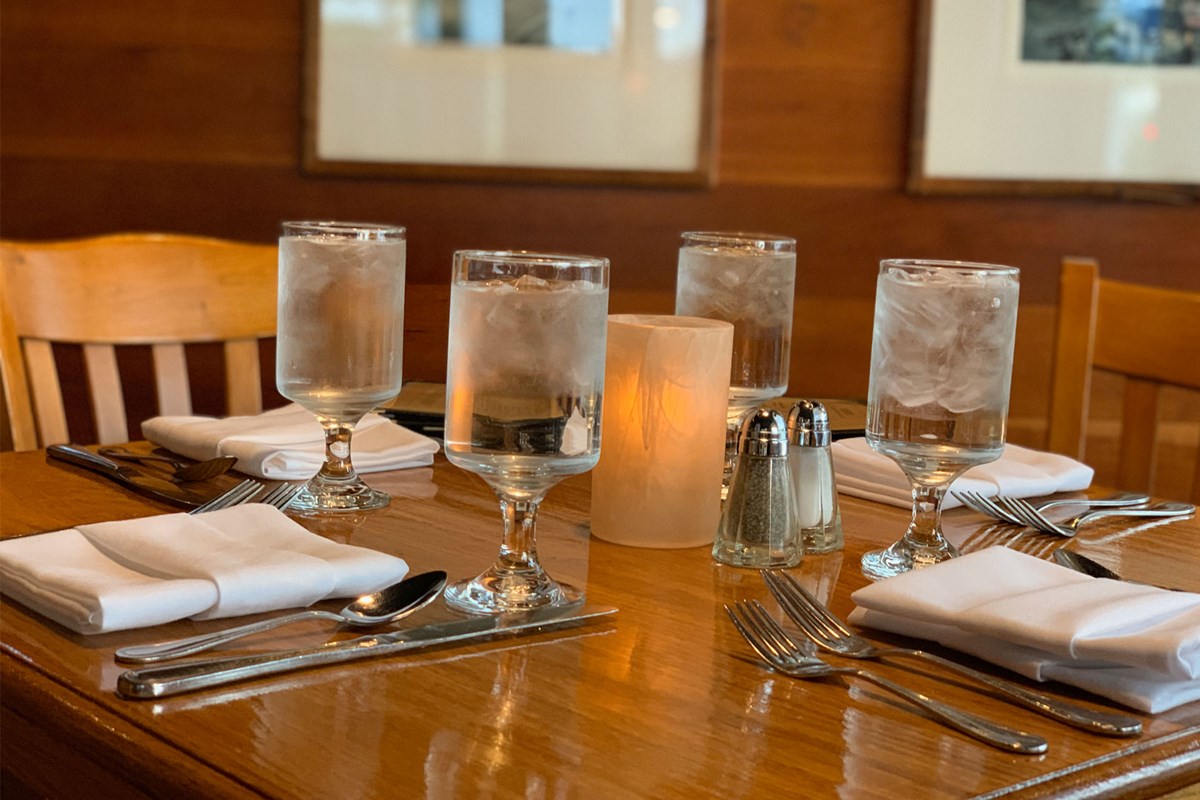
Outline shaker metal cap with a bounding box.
[738,408,789,457]
[786,400,831,447]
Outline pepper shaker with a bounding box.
[786,400,844,554]
[712,408,802,568]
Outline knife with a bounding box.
[1053,549,1182,591]
[47,444,207,509]
[117,603,618,699]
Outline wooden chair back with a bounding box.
[1,233,278,451]
[1047,256,1200,502]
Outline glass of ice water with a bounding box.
[444,250,609,614]
[861,259,1020,580]
[675,231,796,493]
[276,221,406,513]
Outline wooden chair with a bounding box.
[1,233,278,451]
[1047,256,1200,502]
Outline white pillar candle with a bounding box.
[590,315,733,548]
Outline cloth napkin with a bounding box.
[831,437,1094,509]
[142,403,440,480]
[848,548,1200,712]
[0,504,409,634]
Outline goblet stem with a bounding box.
[444,490,581,615]
[318,416,358,481]
[290,414,390,513]
[903,482,958,563]
[860,480,958,580]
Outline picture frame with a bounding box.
[908,0,1200,202]
[302,0,719,188]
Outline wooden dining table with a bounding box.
[2,444,1198,799]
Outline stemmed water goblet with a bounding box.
[674,232,796,495]
[443,250,609,614]
[861,259,1020,580]
[276,221,406,513]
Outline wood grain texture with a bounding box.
[2,448,1199,799]
[0,234,277,449]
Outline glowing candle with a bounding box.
[590,315,733,548]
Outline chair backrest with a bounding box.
[1047,256,1200,502]
[1,233,278,451]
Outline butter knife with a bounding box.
[47,444,207,509]
[117,604,617,698]
[1054,549,1182,591]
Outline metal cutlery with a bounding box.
[48,444,212,508]
[1003,498,1195,537]
[761,570,1142,737]
[117,603,617,699]
[953,490,1150,526]
[1053,549,1185,592]
[725,600,1048,754]
[115,570,448,663]
[98,446,238,482]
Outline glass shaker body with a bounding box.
[712,409,802,568]
[787,400,844,554]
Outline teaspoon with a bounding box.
[99,446,238,482]
[115,570,448,663]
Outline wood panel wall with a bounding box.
[2,1,1198,489]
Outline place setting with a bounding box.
[715,258,1198,759]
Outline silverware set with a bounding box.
[953,490,1194,537]
[726,569,1144,754]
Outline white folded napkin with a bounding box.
[0,504,409,634]
[832,437,1094,509]
[142,403,440,480]
[848,548,1200,712]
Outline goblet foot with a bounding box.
[861,536,959,580]
[445,567,582,615]
[288,477,390,514]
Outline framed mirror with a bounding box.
[303,0,719,187]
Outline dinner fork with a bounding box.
[188,481,303,514]
[1003,498,1195,538]
[725,600,1048,753]
[953,490,1150,526]
[761,570,1142,737]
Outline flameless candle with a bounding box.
[590,315,733,548]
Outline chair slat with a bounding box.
[1047,257,1099,460]
[152,343,193,417]
[23,340,69,445]
[224,339,262,416]
[83,344,129,444]
[1115,378,1159,493]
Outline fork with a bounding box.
[953,490,1150,526]
[1003,498,1195,537]
[761,570,1142,737]
[188,481,303,514]
[725,600,1048,754]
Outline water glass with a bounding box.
[276,221,406,513]
[861,259,1020,579]
[674,231,796,491]
[444,250,609,614]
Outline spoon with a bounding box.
[114,570,448,663]
[98,446,238,482]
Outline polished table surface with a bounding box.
[2,446,1199,799]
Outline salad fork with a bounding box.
[725,600,1048,753]
[1004,498,1195,537]
[761,570,1142,737]
[953,490,1150,526]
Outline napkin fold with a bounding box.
[849,548,1200,712]
[832,437,1094,509]
[142,403,440,480]
[0,504,409,634]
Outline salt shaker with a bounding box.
[786,400,844,554]
[712,409,802,568]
